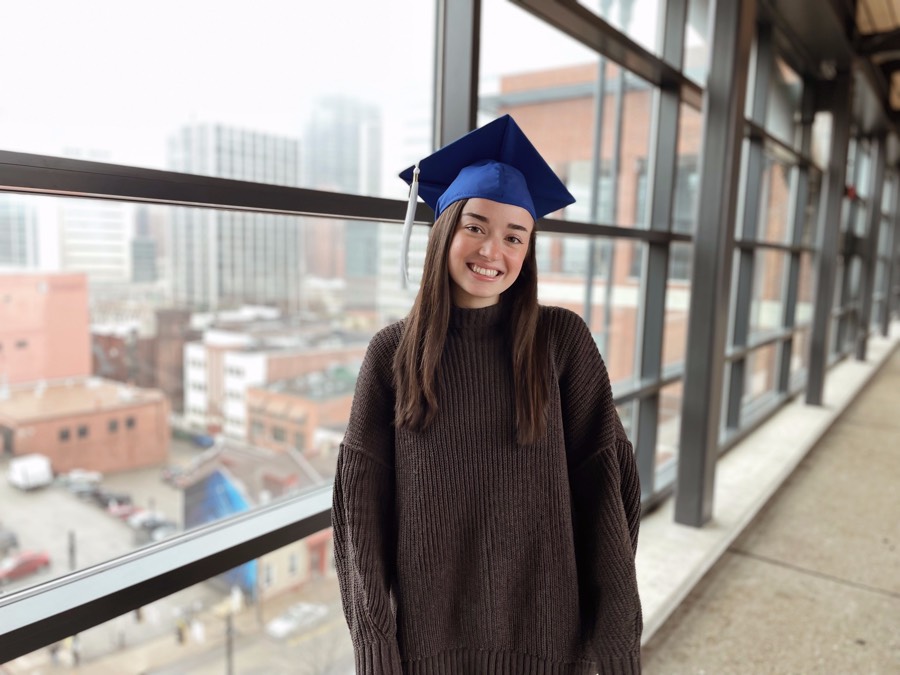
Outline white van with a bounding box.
[7,454,54,490]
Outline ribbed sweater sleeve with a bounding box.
[332,326,402,674]
[552,308,643,662]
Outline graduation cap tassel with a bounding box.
[399,164,420,289]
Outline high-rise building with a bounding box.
[54,198,136,284]
[0,195,40,268]
[166,123,304,311]
[302,97,382,310]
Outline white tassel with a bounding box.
[400,164,420,289]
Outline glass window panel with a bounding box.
[789,327,811,387]
[480,4,656,231]
[684,0,711,84]
[0,193,426,591]
[764,58,803,149]
[749,250,787,338]
[663,243,692,369]
[811,112,832,171]
[539,238,642,387]
[796,253,815,325]
[872,299,884,329]
[800,169,822,247]
[656,381,683,472]
[854,206,868,237]
[1,2,435,199]
[878,219,893,256]
[742,343,780,415]
[577,0,662,55]
[855,141,872,199]
[881,173,895,214]
[617,401,636,441]
[828,315,840,357]
[3,532,350,673]
[674,103,703,234]
[833,258,845,310]
[874,260,887,303]
[757,155,793,243]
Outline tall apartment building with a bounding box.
[54,198,136,284]
[302,97,382,311]
[0,195,40,268]
[166,123,304,311]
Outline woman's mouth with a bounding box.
[468,263,501,279]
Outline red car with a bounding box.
[0,551,51,585]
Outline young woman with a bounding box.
[333,115,642,675]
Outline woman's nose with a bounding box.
[479,238,499,260]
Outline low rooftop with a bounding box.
[0,377,163,422]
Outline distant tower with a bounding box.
[0,195,40,268]
[302,97,382,310]
[166,123,304,311]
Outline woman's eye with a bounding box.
[465,225,482,233]
[506,236,523,244]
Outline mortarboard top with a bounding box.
[399,114,575,221]
[397,114,575,288]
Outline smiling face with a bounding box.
[447,197,534,308]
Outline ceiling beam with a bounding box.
[857,27,900,54]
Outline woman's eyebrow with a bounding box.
[461,211,488,222]
[462,211,530,232]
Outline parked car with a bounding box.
[107,502,143,519]
[60,469,102,486]
[192,434,215,449]
[127,510,168,530]
[7,454,53,490]
[265,602,329,640]
[160,464,186,487]
[0,551,51,585]
[67,480,101,500]
[91,489,132,509]
[0,528,19,556]
[133,520,178,546]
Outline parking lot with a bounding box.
[0,439,224,663]
[1,439,355,673]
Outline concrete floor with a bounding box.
[641,348,900,675]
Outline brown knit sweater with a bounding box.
[333,302,642,674]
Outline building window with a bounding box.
[288,553,298,577]
[59,428,70,442]
[15,340,28,349]
[251,421,264,438]
[294,433,305,452]
[109,419,119,433]
[264,563,274,588]
[77,425,89,439]
[125,417,136,429]
[272,426,286,442]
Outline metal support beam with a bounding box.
[434,0,480,146]
[856,135,887,359]
[675,0,756,527]
[726,22,774,430]
[634,0,687,500]
[882,181,900,336]
[778,81,816,392]
[806,73,853,405]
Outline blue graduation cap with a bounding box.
[398,114,575,287]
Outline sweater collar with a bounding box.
[448,300,508,335]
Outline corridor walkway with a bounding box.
[642,347,900,674]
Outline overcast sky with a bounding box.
[1,0,663,191]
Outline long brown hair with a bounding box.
[393,198,550,445]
